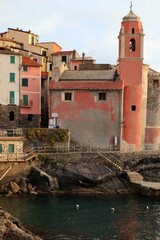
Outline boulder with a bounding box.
[10,181,20,194]
[20,179,28,193]
[0,210,42,239]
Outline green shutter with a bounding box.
[0,144,2,153]
[10,73,15,82]
[10,56,15,63]
[10,91,15,104]
[23,95,28,106]
[8,144,14,153]
[22,78,28,86]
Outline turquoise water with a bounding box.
[0,194,160,240]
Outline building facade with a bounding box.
[49,8,160,151]
[0,48,22,129]
[20,56,41,127]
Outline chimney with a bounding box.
[73,49,76,59]
[82,52,85,59]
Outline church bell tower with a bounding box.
[118,5,145,150]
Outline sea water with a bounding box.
[0,194,160,240]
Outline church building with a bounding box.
[49,7,160,151]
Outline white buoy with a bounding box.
[146,206,149,210]
[111,207,115,211]
[76,204,79,210]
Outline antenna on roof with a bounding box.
[130,1,133,10]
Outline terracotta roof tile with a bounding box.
[22,56,41,67]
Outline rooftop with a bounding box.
[59,68,116,81]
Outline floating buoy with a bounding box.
[76,204,79,210]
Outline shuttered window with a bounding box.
[10,73,15,82]
[10,91,15,104]
[23,95,28,106]
[22,78,28,86]
[8,144,14,153]
[10,56,15,63]
[0,144,2,153]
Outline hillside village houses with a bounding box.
[0,7,160,153]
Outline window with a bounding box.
[9,91,15,104]
[65,92,72,101]
[98,92,107,101]
[132,28,135,34]
[10,56,15,63]
[42,50,46,56]
[62,55,67,63]
[131,105,136,111]
[23,66,28,71]
[130,38,136,51]
[10,73,15,82]
[153,79,159,87]
[31,36,34,45]
[8,144,14,153]
[23,95,28,106]
[28,114,33,121]
[0,144,2,153]
[9,111,14,121]
[50,64,52,71]
[22,78,28,86]
[74,66,78,70]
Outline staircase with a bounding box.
[97,152,123,171]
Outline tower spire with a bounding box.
[130,1,133,10]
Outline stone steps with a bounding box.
[127,171,144,182]
[97,152,122,171]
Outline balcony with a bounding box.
[20,100,33,108]
[0,129,23,137]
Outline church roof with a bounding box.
[59,68,116,81]
[123,10,140,22]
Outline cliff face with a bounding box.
[29,152,160,195]
[0,210,42,240]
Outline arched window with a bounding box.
[9,111,14,121]
[129,38,136,51]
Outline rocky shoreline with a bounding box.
[0,151,159,239]
[0,210,42,240]
[0,151,160,197]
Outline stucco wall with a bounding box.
[51,90,122,148]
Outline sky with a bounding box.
[1,0,160,71]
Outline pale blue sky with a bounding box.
[0,0,160,70]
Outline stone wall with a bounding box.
[20,114,41,128]
[0,105,19,129]
[0,139,23,161]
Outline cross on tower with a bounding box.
[130,1,133,10]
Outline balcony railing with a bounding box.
[0,129,23,137]
[20,100,33,107]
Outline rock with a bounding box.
[20,179,28,193]
[28,183,36,193]
[5,191,13,197]
[0,210,42,239]
[10,181,20,194]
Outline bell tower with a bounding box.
[118,5,145,150]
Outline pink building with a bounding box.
[20,56,41,127]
